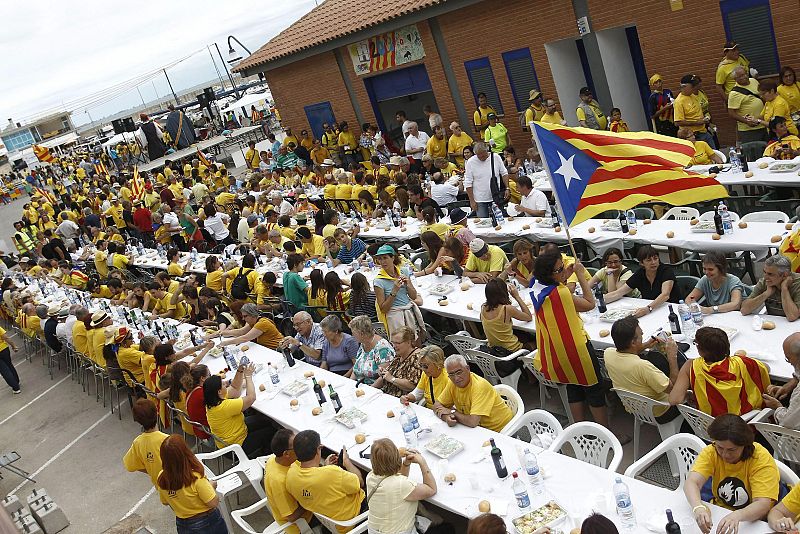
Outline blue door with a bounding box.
[304,102,336,140]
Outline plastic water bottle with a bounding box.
[400,411,417,447]
[366,254,375,271]
[752,314,763,331]
[613,477,636,530]
[191,247,198,261]
[137,243,144,255]
[326,257,333,269]
[512,472,531,510]
[689,302,704,327]
[404,404,420,429]
[156,243,164,255]
[718,201,733,233]
[626,209,637,230]
[268,363,279,385]
[523,448,544,494]
[492,203,505,226]
[677,300,694,338]
[728,147,741,171]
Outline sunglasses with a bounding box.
[553,265,565,274]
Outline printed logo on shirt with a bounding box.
[717,477,750,509]
[146,451,155,463]
[302,489,312,500]
[168,490,177,498]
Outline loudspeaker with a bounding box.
[203,86,215,102]
[112,119,124,135]
[196,93,208,108]
[123,117,136,133]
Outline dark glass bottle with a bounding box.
[489,438,508,478]
[668,305,681,335]
[312,377,327,406]
[329,384,342,413]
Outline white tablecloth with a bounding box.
[358,218,423,241]
[622,219,789,254]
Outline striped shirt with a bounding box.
[336,238,367,265]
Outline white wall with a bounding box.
[595,27,649,132]
[544,39,587,127]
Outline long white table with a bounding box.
[190,341,769,533]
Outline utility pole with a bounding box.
[163,69,179,106]
[213,42,241,99]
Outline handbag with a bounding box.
[488,152,507,209]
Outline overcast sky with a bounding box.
[1,0,317,127]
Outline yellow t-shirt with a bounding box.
[426,136,447,158]
[728,79,765,131]
[420,222,449,241]
[465,244,507,273]
[112,254,130,270]
[123,431,168,486]
[207,397,247,447]
[283,135,299,147]
[0,326,8,353]
[350,184,365,201]
[216,192,236,205]
[323,184,337,199]
[524,104,545,125]
[576,101,608,130]
[691,442,778,510]
[763,95,799,135]
[157,472,217,519]
[118,345,146,385]
[301,235,326,258]
[673,93,705,132]
[690,141,716,166]
[778,83,800,114]
[120,186,133,202]
[437,372,513,432]
[716,56,750,95]
[265,458,314,534]
[335,183,353,199]
[206,269,224,292]
[167,262,185,276]
[447,132,474,167]
[90,328,107,368]
[154,292,189,319]
[73,321,88,355]
[286,464,365,533]
[416,370,450,406]
[322,224,337,239]
[245,149,260,169]
[95,250,109,278]
[254,317,282,349]
[91,285,113,299]
[539,111,564,125]
[603,348,670,416]
[562,253,591,286]
[104,205,126,228]
[779,483,800,520]
[224,267,258,296]
[473,105,496,131]
[338,131,357,152]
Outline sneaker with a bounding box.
[12,389,21,394]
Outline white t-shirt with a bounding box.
[520,189,551,216]
[162,212,180,233]
[431,182,460,208]
[464,153,508,203]
[204,214,230,240]
[366,473,417,534]
[278,199,295,217]
[404,132,429,157]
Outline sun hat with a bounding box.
[90,311,109,327]
[469,238,489,257]
[47,304,61,317]
[388,156,403,166]
[321,159,335,166]
[528,90,542,102]
[448,207,467,225]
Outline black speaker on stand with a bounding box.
[112,119,125,134]
[203,86,216,102]
[123,117,136,133]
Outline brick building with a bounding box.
[235,0,799,149]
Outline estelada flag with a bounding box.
[33,187,56,205]
[196,148,211,168]
[689,355,770,417]
[530,279,597,386]
[780,225,800,272]
[33,145,54,163]
[532,123,728,226]
[94,161,109,177]
[130,166,145,201]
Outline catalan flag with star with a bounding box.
[530,278,598,386]
[689,354,770,417]
[532,123,728,226]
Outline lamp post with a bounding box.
[212,42,241,100]
[226,35,252,65]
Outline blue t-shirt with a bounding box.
[336,239,367,265]
[321,333,359,373]
[694,274,746,306]
[374,277,410,307]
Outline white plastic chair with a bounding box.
[196,445,268,532]
[445,332,483,357]
[712,149,727,163]
[613,389,685,476]
[699,210,740,222]
[660,207,700,221]
[753,422,800,464]
[740,211,789,223]
[372,322,388,340]
[678,404,773,442]
[504,409,564,445]
[777,459,800,486]
[464,347,526,389]
[521,353,573,424]
[494,384,524,435]
[232,496,315,534]
[313,510,368,534]
[549,421,623,472]
[624,433,705,488]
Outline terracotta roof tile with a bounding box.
[234,0,445,72]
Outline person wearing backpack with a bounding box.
[221,253,258,301]
[727,66,767,144]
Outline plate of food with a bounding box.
[334,406,368,429]
[598,308,637,322]
[600,219,622,232]
[425,434,464,459]
[705,323,738,341]
[690,220,717,233]
[512,501,568,534]
[428,282,455,296]
[768,160,800,173]
[535,217,555,228]
[207,346,224,358]
[474,219,494,228]
[282,380,310,397]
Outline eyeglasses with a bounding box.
[553,265,565,274]
[447,368,465,379]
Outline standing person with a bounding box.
[447,122,473,168]
[576,87,608,130]
[123,400,168,487]
[524,90,545,128]
[648,74,677,136]
[338,121,359,170]
[716,41,750,101]
[480,278,533,354]
[531,250,608,426]
[0,321,20,394]
[373,245,424,338]
[483,113,510,154]
[472,92,497,137]
[727,66,767,146]
[674,74,717,149]
[404,122,429,173]
[424,104,443,131]
[156,435,228,534]
[136,114,167,161]
[165,105,196,149]
[758,79,799,136]
[464,142,508,218]
[778,66,800,115]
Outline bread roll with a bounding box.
[355,433,366,444]
[771,235,782,243]
[522,224,531,230]
[355,389,365,397]
[599,329,610,337]
[438,298,449,306]
[312,407,322,416]
[666,231,674,238]
[588,227,596,233]
[690,218,699,226]
[763,320,776,330]
[712,233,721,240]
[386,410,395,418]
[738,221,748,229]
[629,228,637,235]
[259,384,266,392]
[478,500,491,513]
[745,171,754,178]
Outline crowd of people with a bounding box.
[5,39,800,534]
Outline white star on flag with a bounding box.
[529,279,554,310]
[554,151,581,189]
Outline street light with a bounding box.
[226,35,252,65]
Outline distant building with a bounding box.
[2,113,75,152]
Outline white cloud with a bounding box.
[0,0,317,125]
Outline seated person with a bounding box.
[604,316,681,423]
[741,254,800,321]
[605,245,681,317]
[768,473,800,531]
[685,251,746,314]
[296,227,325,260]
[764,116,800,160]
[539,243,590,293]
[278,311,325,366]
[760,332,800,429]
[677,127,723,166]
[499,239,535,286]
[480,279,533,354]
[589,248,640,297]
[515,175,551,217]
[320,315,359,376]
[400,345,450,407]
[264,429,313,533]
[669,326,770,416]
[286,430,365,531]
[432,354,513,432]
[464,238,507,284]
[685,414,778,533]
[216,303,283,349]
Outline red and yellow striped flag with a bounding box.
[130,166,145,201]
[780,227,800,272]
[94,161,109,177]
[531,281,597,386]
[689,354,770,416]
[33,145,54,163]
[33,187,56,205]
[196,148,211,168]
[532,123,728,226]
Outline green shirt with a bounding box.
[483,123,508,153]
[283,271,308,310]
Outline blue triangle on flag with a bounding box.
[533,124,601,226]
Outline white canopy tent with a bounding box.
[219,92,271,115]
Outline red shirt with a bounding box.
[133,207,153,232]
[185,386,210,439]
[159,188,175,209]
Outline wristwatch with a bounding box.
[713,305,719,313]
[647,305,653,312]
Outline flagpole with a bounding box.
[530,122,579,260]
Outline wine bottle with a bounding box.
[668,305,681,335]
[329,384,342,413]
[312,378,327,406]
[489,438,508,478]
[595,285,607,313]
[665,509,681,534]
[283,347,296,367]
